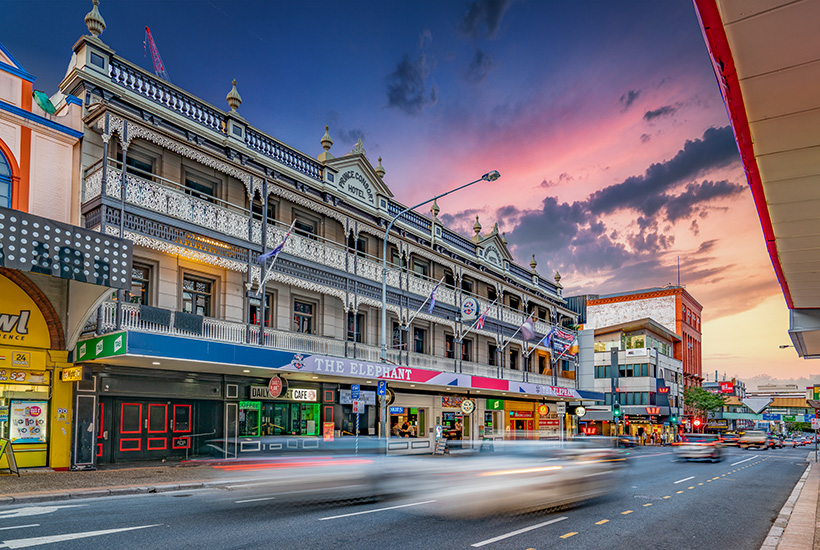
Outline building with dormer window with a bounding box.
[47,2,604,466]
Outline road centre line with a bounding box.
[235,497,276,503]
[621,510,633,515]
[560,532,578,539]
[595,520,609,525]
[0,525,39,531]
[674,476,695,484]
[319,500,436,521]
[731,456,757,466]
[470,517,568,547]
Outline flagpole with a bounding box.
[259,219,296,286]
[405,276,445,327]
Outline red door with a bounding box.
[112,400,193,461]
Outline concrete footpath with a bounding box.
[760,451,820,550]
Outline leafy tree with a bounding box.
[683,387,727,424]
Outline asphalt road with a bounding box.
[0,446,809,550]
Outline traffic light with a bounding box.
[693,418,702,428]
[671,414,677,424]
[613,402,621,418]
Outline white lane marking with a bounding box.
[0,506,86,519]
[731,456,757,466]
[0,527,38,532]
[0,524,161,548]
[225,480,281,489]
[674,476,695,484]
[319,500,436,521]
[235,496,276,503]
[471,517,568,547]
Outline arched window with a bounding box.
[0,151,11,208]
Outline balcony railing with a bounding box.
[84,161,569,342]
[99,302,576,389]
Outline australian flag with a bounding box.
[258,220,296,264]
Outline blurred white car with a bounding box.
[674,433,722,462]
[401,440,623,517]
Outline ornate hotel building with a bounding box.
[55,3,600,466]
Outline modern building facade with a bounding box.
[578,319,683,440]
[50,3,600,467]
[584,286,703,420]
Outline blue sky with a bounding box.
[2,0,809,382]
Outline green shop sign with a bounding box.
[486,399,505,410]
[76,332,127,361]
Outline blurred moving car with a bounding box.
[615,435,637,448]
[721,433,740,447]
[674,433,723,462]
[767,436,783,449]
[784,438,796,448]
[402,440,624,517]
[739,430,768,450]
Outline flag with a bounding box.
[520,314,536,341]
[258,220,296,264]
[536,327,555,347]
[475,306,489,330]
[568,337,579,356]
[428,279,442,314]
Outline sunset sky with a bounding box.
[3,0,815,384]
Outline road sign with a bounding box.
[377,380,386,396]
[351,384,360,399]
[812,418,820,430]
[557,402,566,414]
[352,399,364,414]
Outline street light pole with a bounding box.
[378,170,500,446]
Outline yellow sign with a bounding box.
[0,275,50,349]
[61,367,83,382]
[0,369,49,385]
[0,349,46,371]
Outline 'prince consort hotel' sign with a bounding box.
[277,354,601,401]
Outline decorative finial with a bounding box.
[226,79,242,112]
[349,138,366,156]
[85,0,106,37]
[473,216,482,235]
[530,255,537,271]
[321,125,333,151]
[430,198,440,219]
[554,271,562,285]
[376,156,385,178]
[501,232,508,246]
[492,222,499,235]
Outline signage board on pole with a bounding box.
[377,380,386,396]
[351,384,360,399]
[557,402,566,414]
[352,399,364,414]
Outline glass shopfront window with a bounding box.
[262,402,320,436]
[389,407,426,438]
[238,401,261,437]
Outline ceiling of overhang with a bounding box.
[700,0,820,356]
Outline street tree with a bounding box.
[684,387,727,429]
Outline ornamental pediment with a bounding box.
[323,155,393,210]
[477,232,513,268]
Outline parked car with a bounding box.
[739,430,768,450]
[674,433,723,462]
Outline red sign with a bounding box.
[719,381,734,394]
[539,418,560,428]
[510,411,533,418]
[645,407,660,415]
[658,387,670,394]
[268,376,283,398]
[581,426,598,435]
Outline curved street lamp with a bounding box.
[379,170,501,363]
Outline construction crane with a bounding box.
[144,27,170,82]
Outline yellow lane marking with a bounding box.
[712,477,720,480]
[560,532,578,539]
[706,480,712,482]
[677,491,684,494]
[643,503,653,507]
[621,510,633,515]
[698,483,704,486]
[663,496,671,499]
[595,520,609,525]
[688,486,695,489]
[721,474,726,477]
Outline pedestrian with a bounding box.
[637,426,645,445]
